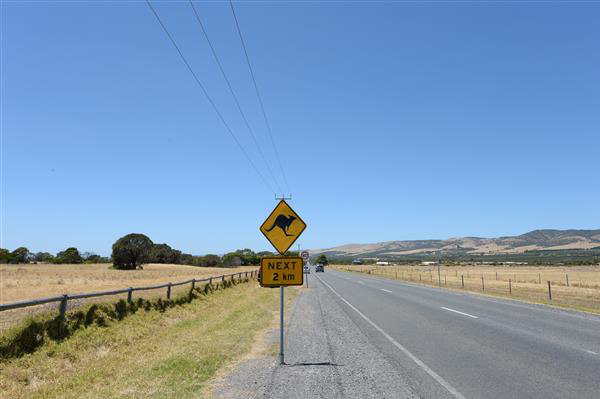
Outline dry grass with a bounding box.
[333,264,600,314]
[0,263,256,303]
[0,281,299,399]
[0,263,257,330]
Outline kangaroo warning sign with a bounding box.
[260,200,307,255]
[260,257,304,287]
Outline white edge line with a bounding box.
[380,288,393,293]
[586,350,598,355]
[317,275,467,399]
[332,269,600,324]
[441,307,479,319]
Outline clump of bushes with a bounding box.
[0,276,251,361]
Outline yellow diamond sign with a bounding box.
[260,200,307,255]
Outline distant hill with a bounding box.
[311,229,600,258]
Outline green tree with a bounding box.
[34,252,54,262]
[222,249,261,266]
[112,233,153,270]
[149,243,180,264]
[315,254,329,266]
[56,247,83,264]
[10,247,31,264]
[0,248,12,264]
[202,254,221,267]
[84,254,104,263]
[222,252,243,267]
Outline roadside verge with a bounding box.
[0,280,291,399]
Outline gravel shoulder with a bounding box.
[213,275,418,399]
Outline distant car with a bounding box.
[315,264,324,272]
[303,265,310,274]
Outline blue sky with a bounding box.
[2,1,599,256]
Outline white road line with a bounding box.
[333,269,600,324]
[441,307,478,319]
[586,350,598,355]
[358,281,365,284]
[380,289,392,293]
[317,275,467,399]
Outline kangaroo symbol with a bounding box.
[265,215,297,236]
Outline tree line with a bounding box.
[0,233,292,270]
[110,233,295,270]
[0,247,108,264]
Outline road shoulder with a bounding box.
[213,277,417,399]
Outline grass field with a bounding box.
[0,263,257,330]
[333,264,600,313]
[0,280,299,399]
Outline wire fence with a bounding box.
[0,270,258,330]
[334,265,600,312]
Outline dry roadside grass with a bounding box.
[0,280,299,399]
[0,263,257,303]
[0,263,257,330]
[333,265,600,314]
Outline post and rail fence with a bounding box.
[0,270,258,322]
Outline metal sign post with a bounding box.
[259,198,307,367]
[301,249,310,288]
[280,285,284,364]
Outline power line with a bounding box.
[144,0,275,195]
[228,0,291,196]
[188,0,283,195]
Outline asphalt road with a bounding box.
[216,269,600,399]
[316,269,600,399]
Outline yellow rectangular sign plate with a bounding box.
[259,257,304,287]
[260,200,307,255]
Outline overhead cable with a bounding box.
[188,0,283,194]
[228,0,291,196]
[145,0,275,195]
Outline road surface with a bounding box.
[216,269,600,398]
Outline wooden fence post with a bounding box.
[539,273,541,284]
[548,281,552,300]
[496,271,498,280]
[222,275,225,284]
[509,279,512,295]
[481,276,485,291]
[566,274,569,287]
[167,283,172,299]
[127,287,133,303]
[461,275,464,289]
[59,294,69,336]
[419,273,422,282]
[191,279,196,290]
[209,277,213,285]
